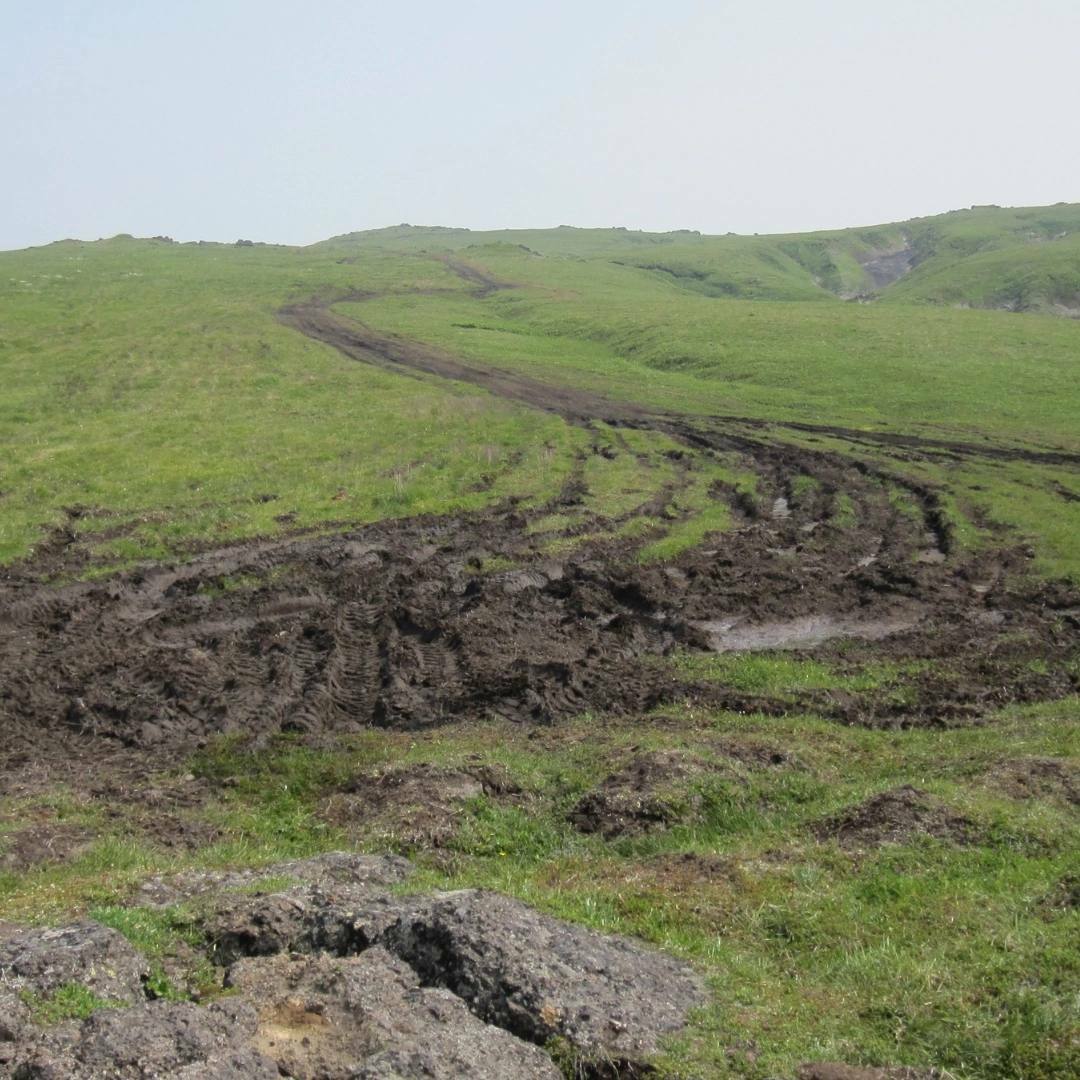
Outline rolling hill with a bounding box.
[0,202,1077,1079]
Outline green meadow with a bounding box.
[4,201,1078,576]
[1,204,1078,1076]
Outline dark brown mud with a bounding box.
[2,450,1073,766]
[1,292,1078,786]
[323,762,521,850]
[813,786,981,849]
[569,750,729,838]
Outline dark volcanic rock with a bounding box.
[136,850,411,907]
[200,877,705,1070]
[9,999,278,1079]
[0,988,31,1068]
[1,855,705,1077]
[227,947,561,1079]
[0,921,149,1005]
[380,888,706,1070]
[196,854,413,965]
[202,883,389,966]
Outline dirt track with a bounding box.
[1,290,1078,786]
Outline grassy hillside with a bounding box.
[321,200,1080,310]
[1,206,1079,1079]
[3,204,1080,577]
[0,238,575,566]
[887,230,1080,313]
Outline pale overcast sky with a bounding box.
[3,0,1079,250]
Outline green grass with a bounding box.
[351,251,1080,447]
[90,903,216,1000]
[3,206,1080,576]
[2,208,1080,1074]
[20,982,120,1024]
[637,472,734,561]
[0,693,1075,1076]
[671,653,902,695]
[0,239,574,566]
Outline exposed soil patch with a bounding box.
[0,821,96,872]
[639,851,740,890]
[1039,872,1080,917]
[570,750,731,838]
[86,771,222,852]
[711,737,799,770]
[990,756,1079,805]
[435,254,514,299]
[321,762,520,850]
[814,786,980,849]
[859,240,918,291]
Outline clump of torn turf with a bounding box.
[321,761,521,850]
[568,749,732,838]
[989,756,1079,805]
[813,785,980,848]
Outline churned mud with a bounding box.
[322,762,520,850]
[813,786,981,849]
[1,287,1078,792]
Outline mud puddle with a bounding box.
[694,608,924,652]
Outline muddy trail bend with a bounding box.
[1,295,1078,777]
[276,296,656,428]
[280,289,1080,469]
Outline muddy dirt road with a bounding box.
[1,293,1078,789]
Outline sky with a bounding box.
[3,0,1079,250]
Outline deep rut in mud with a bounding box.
[1,290,1078,777]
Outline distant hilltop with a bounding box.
[29,200,1080,317]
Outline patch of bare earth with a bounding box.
[711,736,799,769]
[569,750,732,838]
[1039,872,1080,918]
[320,761,520,849]
[990,756,1079,805]
[0,821,95,872]
[813,786,980,849]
